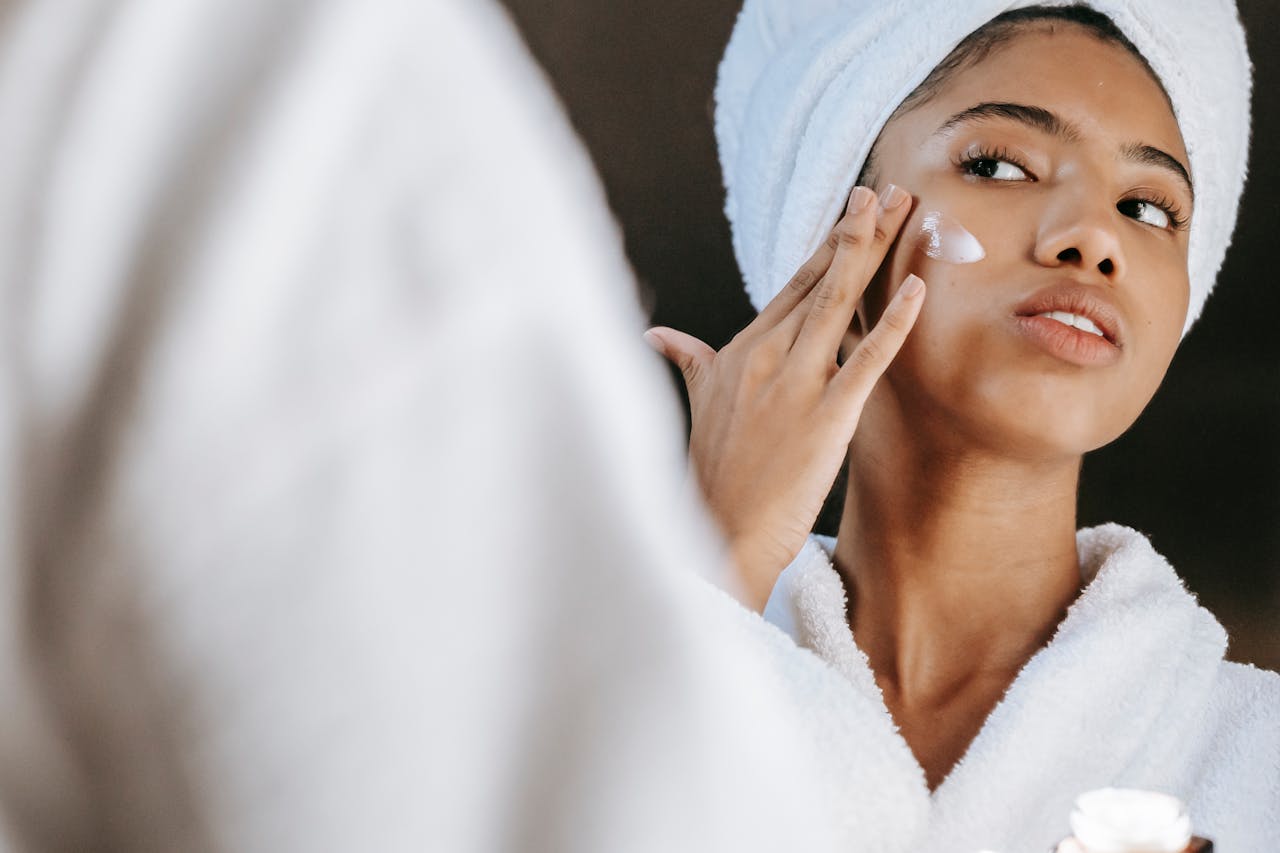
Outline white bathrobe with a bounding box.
[712,522,1280,852]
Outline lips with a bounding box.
[1013,282,1124,346]
[1011,282,1125,368]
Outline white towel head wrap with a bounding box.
[715,0,1251,337]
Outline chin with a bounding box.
[936,375,1138,462]
[883,338,1154,460]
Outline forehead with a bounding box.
[895,26,1187,164]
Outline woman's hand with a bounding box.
[644,185,924,611]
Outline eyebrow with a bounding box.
[935,101,1194,202]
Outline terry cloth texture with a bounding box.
[715,0,1252,336]
[746,523,1280,852]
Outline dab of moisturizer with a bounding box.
[918,211,986,264]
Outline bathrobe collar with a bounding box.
[764,522,1229,851]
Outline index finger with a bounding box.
[789,183,912,366]
[749,189,865,331]
[754,184,913,340]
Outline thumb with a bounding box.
[644,326,716,392]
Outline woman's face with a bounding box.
[855,25,1192,460]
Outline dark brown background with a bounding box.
[499,1,1280,669]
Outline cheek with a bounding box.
[867,211,972,316]
[869,206,996,343]
[887,199,1003,286]
[859,204,1000,375]
[872,262,1000,406]
[1125,273,1189,405]
[1125,252,1191,371]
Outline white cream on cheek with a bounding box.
[918,210,986,264]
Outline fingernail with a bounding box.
[880,183,909,211]
[643,329,663,351]
[901,274,924,298]
[849,186,874,212]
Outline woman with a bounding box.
[646,2,1279,850]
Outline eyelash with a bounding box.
[953,146,1190,232]
[1121,191,1190,232]
[953,145,1029,179]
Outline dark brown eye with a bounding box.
[962,157,1029,181]
[1117,198,1174,230]
[970,159,1000,178]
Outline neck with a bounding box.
[834,434,1083,707]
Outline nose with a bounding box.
[1033,193,1126,282]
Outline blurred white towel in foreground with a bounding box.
[0,0,843,850]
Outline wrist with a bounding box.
[727,539,782,614]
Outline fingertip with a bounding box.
[878,183,911,212]
[900,274,925,299]
[643,328,665,352]
[847,185,875,213]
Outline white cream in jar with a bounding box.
[1056,788,1195,853]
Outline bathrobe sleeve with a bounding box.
[0,1,848,851]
